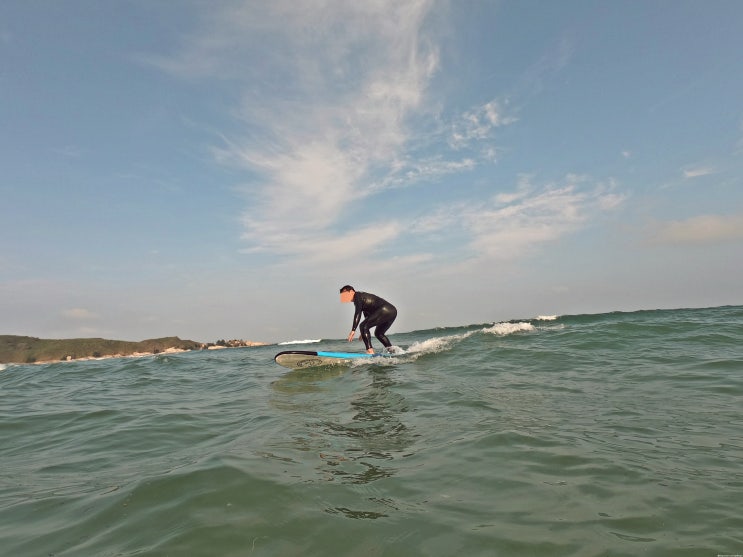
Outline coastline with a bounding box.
[0,335,268,366]
[6,344,269,367]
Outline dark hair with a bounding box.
[339,285,355,293]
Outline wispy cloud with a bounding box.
[463,176,624,260]
[62,308,98,320]
[649,213,743,245]
[151,1,616,272]
[152,1,527,262]
[448,99,517,149]
[162,1,439,253]
[682,165,717,179]
[409,175,625,261]
[367,155,476,192]
[239,219,403,265]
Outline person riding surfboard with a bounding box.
[340,285,397,354]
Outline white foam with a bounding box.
[536,315,558,321]
[378,322,534,362]
[482,322,535,335]
[278,339,322,345]
[0,364,6,372]
[406,330,477,355]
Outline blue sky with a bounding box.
[2,1,742,343]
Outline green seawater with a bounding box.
[1,306,742,556]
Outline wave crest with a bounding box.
[483,322,535,335]
[278,339,322,345]
[406,330,477,355]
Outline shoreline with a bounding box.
[2,343,270,367]
[0,335,270,367]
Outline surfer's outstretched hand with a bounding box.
[347,331,355,342]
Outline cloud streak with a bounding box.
[153,1,621,273]
[412,175,625,262]
[650,213,743,245]
[62,308,98,320]
[449,99,517,149]
[172,1,441,256]
[682,166,717,179]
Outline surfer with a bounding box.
[340,285,397,354]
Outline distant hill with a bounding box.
[0,335,204,364]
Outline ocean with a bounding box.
[1,305,741,557]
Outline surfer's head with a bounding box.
[339,285,355,303]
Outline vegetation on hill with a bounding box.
[0,335,203,364]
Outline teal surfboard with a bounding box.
[274,350,394,370]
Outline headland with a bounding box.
[0,335,267,365]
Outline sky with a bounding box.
[2,1,742,343]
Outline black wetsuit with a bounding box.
[351,291,397,351]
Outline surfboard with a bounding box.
[274,350,394,370]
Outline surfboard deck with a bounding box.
[274,350,394,370]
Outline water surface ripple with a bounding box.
[1,306,742,556]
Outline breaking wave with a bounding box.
[278,339,323,345]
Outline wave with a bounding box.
[483,321,535,335]
[406,330,476,355]
[278,339,322,346]
[404,320,534,357]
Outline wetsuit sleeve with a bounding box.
[351,298,363,331]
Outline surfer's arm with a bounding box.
[351,300,363,332]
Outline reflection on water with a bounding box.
[270,368,414,489]
[270,365,346,395]
[325,506,388,520]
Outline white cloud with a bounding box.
[465,189,581,259]
[237,141,362,237]
[151,1,617,274]
[682,166,716,179]
[650,213,743,245]
[410,206,461,234]
[368,156,476,192]
[449,99,516,149]
[494,174,532,204]
[62,308,98,320]
[173,1,439,257]
[154,0,528,266]
[242,220,403,265]
[407,175,626,262]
